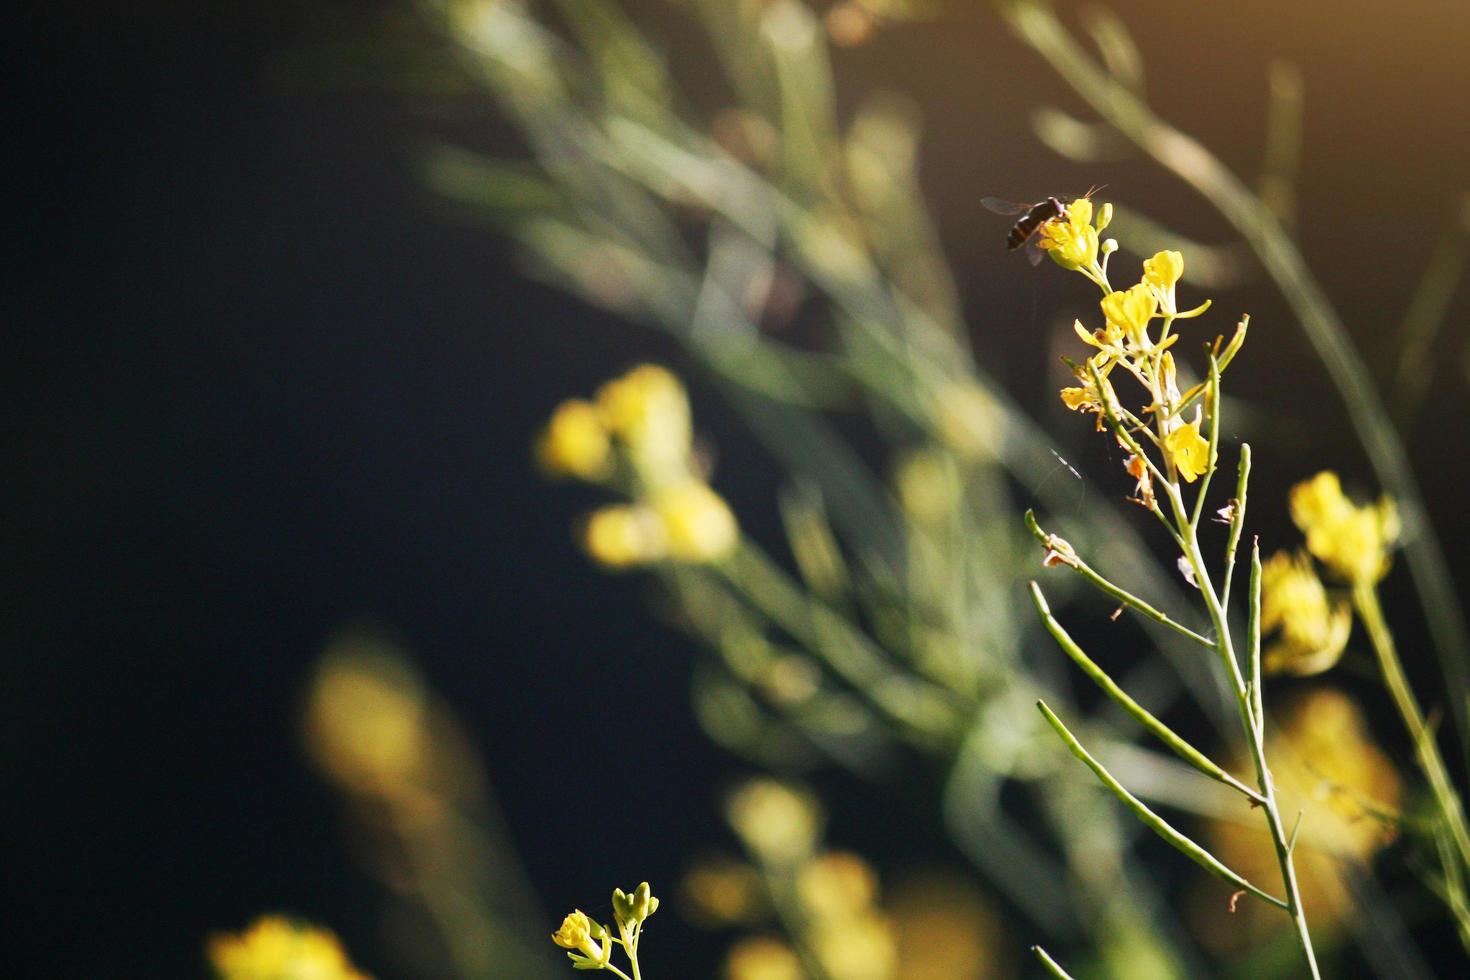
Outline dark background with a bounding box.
[10,1,1470,975]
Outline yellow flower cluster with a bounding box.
[1044,198,1223,489]
[1260,551,1352,677]
[550,882,659,974]
[1289,471,1399,585]
[537,364,738,567]
[207,916,369,980]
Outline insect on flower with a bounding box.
[982,187,1103,265]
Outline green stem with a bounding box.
[1218,444,1251,609]
[1353,582,1470,880]
[1024,511,1212,648]
[719,542,966,743]
[1031,945,1078,979]
[1030,582,1261,802]
[1037,700,1286,909]
[1166,480,1321,977]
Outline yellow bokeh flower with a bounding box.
[1198,689,1399,947]
[581,504,666,568]
[680,858,767,927]
[808,912,897,980]
[303,642,427,793]
[1261,551,1352,677]
[1100,282,1159,348]
[535,399,612,482]
[1162,416,1212,482]
[887,871,1000,980]
[726,778,822,867]
[1289,471,1399,584]
[724,936,805,980]
[652,481,739,563]
[207,916,369,980]
[797,851,880,922]
[596,364,692,489]
[1038,197,1099,271]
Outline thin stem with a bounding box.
[1031,945,1078,980]
[1167,475,1321,976]
[1247,541,1264,737]
[1030,582,1263,802]
[1038,700,1286,909]
[1353,582,1470,878]
[1188,357,1222,530]
[719,541,966,743]
[1024,511,1212,648]
[1219,443,1251,609]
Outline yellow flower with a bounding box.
[535,399,612,482]
[1261,551,1352,676]
[1289,471,1399,584]
[1162,416,1213,482]
[1142,249,1183,292]
[1142,249,1211,319]
[207,916,369,980]
[596,364,693,489]
[581,504,666,568]
[1100,282,1158,348]
[551,909,611,968]
[1038,197,1099,271]
[724,936,805,980]
[652,482,739,563]
[551,910,591,950]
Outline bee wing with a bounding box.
[1026,235,1048,266]
[981,196,1031,216]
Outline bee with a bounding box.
[982,187,1102,265]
